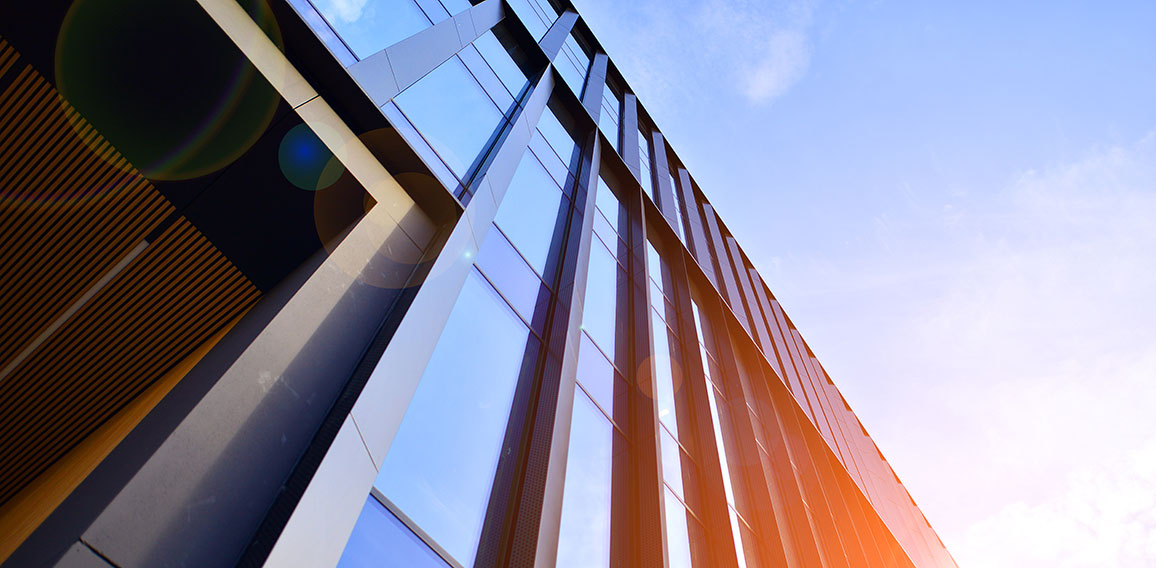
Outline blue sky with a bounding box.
[572,0,1156,565]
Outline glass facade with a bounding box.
[285,1,958,566]
[0,1,957,566]
[318,1,956,547]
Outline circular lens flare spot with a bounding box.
[279,124,343,191]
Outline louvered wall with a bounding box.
[0,38,260,507]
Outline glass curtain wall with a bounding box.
[338,101,581,567]
[555,175,631,567]
[646,243,707,567]
[691,299,759,568]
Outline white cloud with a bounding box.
[573,0,817,111]
[759,133,1156,563]
[955,441,1156,568]
[697,0,816,103]
[320,0,369,23]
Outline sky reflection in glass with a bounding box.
[312,0,430,59]
[555,390,613,568]
[394,56,504,181]
[374,269,531,566]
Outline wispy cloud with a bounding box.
[696,0,816,103]
[573,0,818,111]
[763,132,1156,564]
[318,0,369,23]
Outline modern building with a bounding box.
[0,0,956,566]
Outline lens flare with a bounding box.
[279,124,344,191]
[54,0,281,181]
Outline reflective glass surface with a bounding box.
[660,426,685,499]
[287,0,357,66]
[506,0,553,39]
[556,390,613,568]
[473,31,529,101]
[338,497,449,568]
[575,332,618,415]
[537,108,579,171]
[394,56,505,181]
[375,270,531,566]
[729,508,749,568]
[651,313,678,437]
[668,170,687,241]
[707,384,736,505]
[664,488,694,568]
[476,227,546,325]
[312,0,430,59]
[594,177,622,235]
[639,127,655,199]
[582,238,625,356]
[557,35,591,97]
[494,152,566,277]
[598,86,621,149]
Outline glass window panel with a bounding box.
[556,59,586,99]
[651,313,677,437]
[529,0,559,22]
[664,488,694,568]
[598,88,620,149]
[648,280,667,316]
[558,35,590,96]
[476,226,546,325]
[660,426,685,499]
[287,0,357,66]
[506,0,550,39]
[592,207,621,252]
[313,0,431,60]
[382,101,459,191]
[394,56,504,181]
[494,152,565,277]
[707,384,736,506]
[528,132,571,190]
[594,177,623,234]
[375,270,531,566]
[338,497,449,568]
[537,109,578,171]
[668,170,687,241]
[576,332,617,415]
[556,390,613,568]
[473,31,530,101]
[459,46,516,116]
[639,128,655,199]
[582,238,624,355]
[729,508,749,568]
